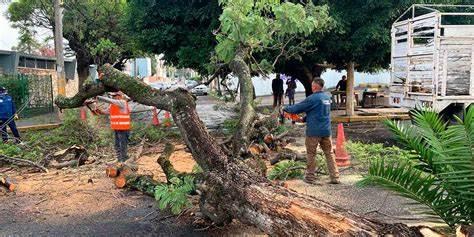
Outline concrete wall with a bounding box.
[17,67,79,99]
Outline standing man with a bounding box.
[272,74,284,108]
[283,78,340,184]
[286,77,297,105]
[90,92,131,164]
[0,87,21,143]
[335,75,348,105]
[335,75,347,92]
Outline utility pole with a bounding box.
[54,0,66,96]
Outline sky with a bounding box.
[0,3,19,50]
[0,2,52,51]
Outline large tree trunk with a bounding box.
[55,65,429,236]
[346,62,355,116]
[229,48,256,156]
[76,57,91,86]
[301,65,325,97]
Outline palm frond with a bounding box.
[384,119,437,171]
[381,107,474,226]
[359,159,463,226]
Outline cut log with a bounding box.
[263,134,274,145]
[114,166,132,189]
[106,165,119,178]
[0,177,15,192]
[248,143,264,156]
[55,65,430,236]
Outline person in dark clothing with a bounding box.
[272,74,284,108]
[335,75,347,91]
[285,77,297,105]
[335,75,348,105]
[0,87,21,143]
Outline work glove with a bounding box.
[14,114,19,120]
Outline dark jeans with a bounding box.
[273,93,283,108]
[0,119,20,142]
[114,130,130,162]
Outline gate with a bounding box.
[0,74,54,118]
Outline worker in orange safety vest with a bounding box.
[89,91,131,163]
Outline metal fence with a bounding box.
[0,74,54,118]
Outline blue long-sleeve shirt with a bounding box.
[283,91,331,137]
[0,94,16,119]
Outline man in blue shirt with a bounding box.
[283,78,340,184]
[0,87,21,143]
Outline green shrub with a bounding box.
[130,122,166,143]
[268,160,305,181]
[154,176,195,214]
[346,141,412,169]
[223,118,239,135]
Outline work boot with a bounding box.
[303,174,320,185]
[329,177,341,184]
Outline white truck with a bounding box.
[390,4,474,115]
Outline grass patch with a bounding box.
[346,141,412,170]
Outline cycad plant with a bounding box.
[359,107,474,226]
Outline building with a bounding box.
[124,57,152,79]
[0,50,79,98]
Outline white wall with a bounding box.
[226,69,391,97]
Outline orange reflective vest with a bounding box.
[109,101,131,130]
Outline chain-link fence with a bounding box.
[0,74,54,119]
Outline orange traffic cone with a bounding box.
[164,111,172,127]
[80,107,87,121]
[152,108,160,126]
[335,123,350,167]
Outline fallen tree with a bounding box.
[55,65,437,236]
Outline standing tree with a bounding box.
[215,0,333,154]
[125,0,221,76]
[7,0,136,85]
[11,25,41,55]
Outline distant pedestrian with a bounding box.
[0,87,21,143]
[286,77,297,105]
[272,74,284,108]
[283,78,340,185]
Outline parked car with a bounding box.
[191,84,209,96]
[150,82,168,91]
[185,80,199,89]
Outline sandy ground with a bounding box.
[0,144,263,236]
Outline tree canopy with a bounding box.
[8,0,136,84]
[125,0,221,76]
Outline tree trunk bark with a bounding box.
[229,47,256,156]
[77,60,90,87]
[302,66,314,97]
[346,62,355,116]
[54,65,429,236]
